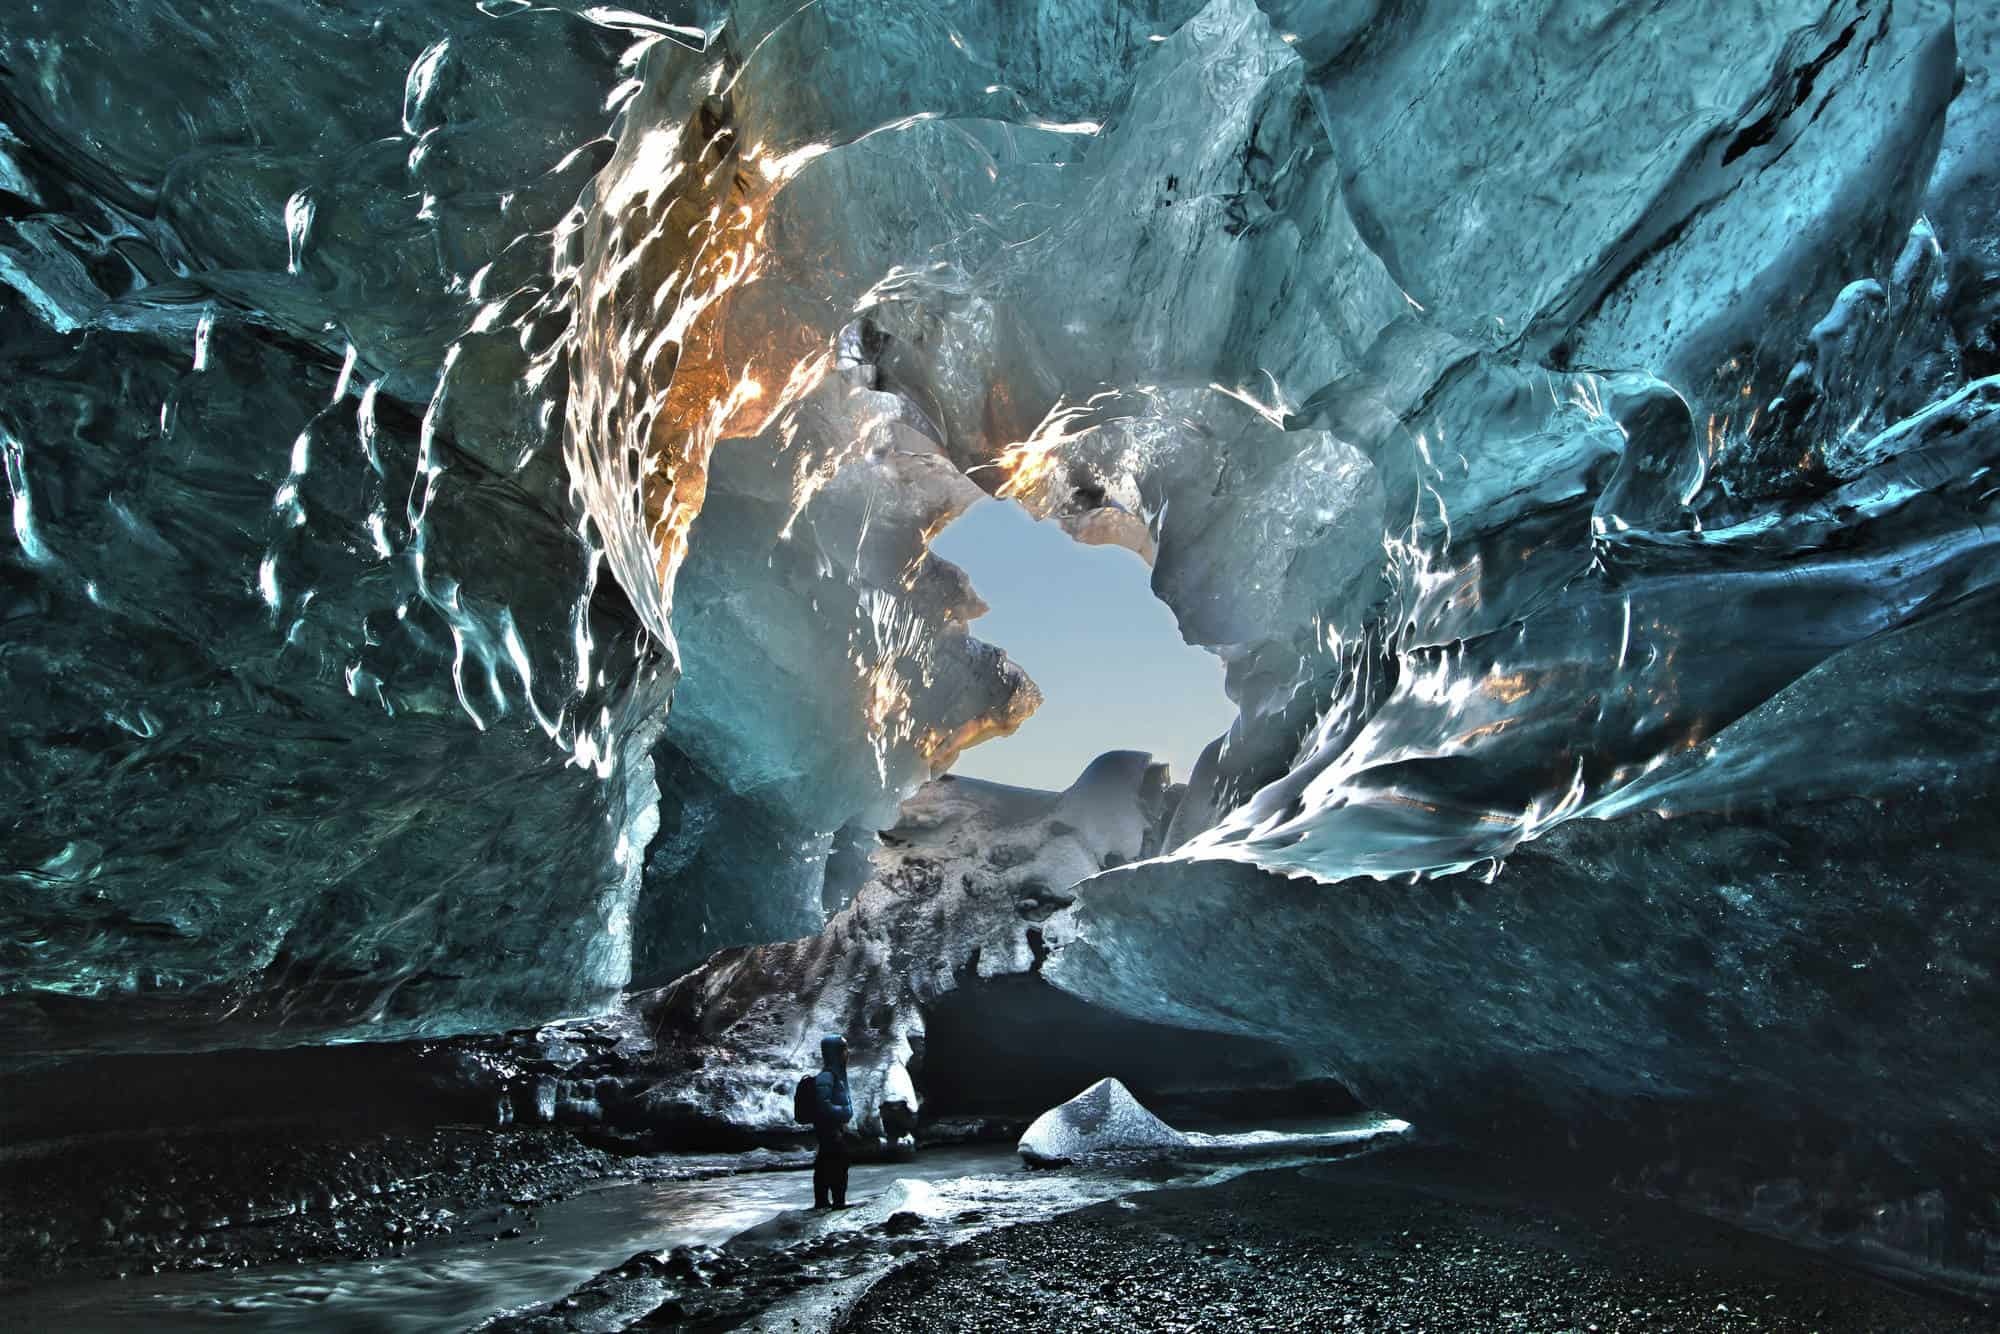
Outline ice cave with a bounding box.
[4,0,2000,1329]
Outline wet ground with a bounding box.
[0,1144,991,1332]
[0,1118,1403,1331]
[14,1124,1986,1332]
[489,1116,1403,1330]
[0,1125,626,1285]
[842,1150,2000,1333]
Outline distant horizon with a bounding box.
[931,500,1236,792]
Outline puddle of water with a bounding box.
[2,1118,1399,1332]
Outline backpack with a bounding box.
[792,1073,818,1124]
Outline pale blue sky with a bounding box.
[932,500,1235,791]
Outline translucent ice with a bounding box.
[7,4,2000,1290]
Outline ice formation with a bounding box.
[4,0,2000,1296]
[633,752,1296,1137]
[1015,1077,1400,1167]
[1017,1078,1188,1167]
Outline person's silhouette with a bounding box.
[811,1034,854,1209]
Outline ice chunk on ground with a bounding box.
[1018,1078,1190,1167]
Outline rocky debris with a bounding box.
[839,1155,1995,1334]
[13,969,1214,1285]
[0,1003,853,1279]
[1018,1079,1191,1167]
[0,1126,616,1283]
[484,1179,978,1332]
[487,1242,749,1332]
[487,1120,1401,1333]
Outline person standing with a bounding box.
[811,1034,853,1209]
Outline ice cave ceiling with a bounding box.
[5,0,2000,1276]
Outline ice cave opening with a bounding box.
[8,0,2000,1326]
[930,497,1235,790]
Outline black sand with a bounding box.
[839,1152,1996,1333]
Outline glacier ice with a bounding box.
[1018,1078,1189,1167]
[0,0,1039,1052]
[633,751,1291,1137]
[1015,1076,1400,1168]
[3,0,2000,1294]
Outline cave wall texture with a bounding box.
[5,0,2000,1292]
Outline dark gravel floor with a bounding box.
[0,1124,618,1282]
[839,1153,1999,1333]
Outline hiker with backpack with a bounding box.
[793,1033,854,1208]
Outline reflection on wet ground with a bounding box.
[6,1118,1401,1332]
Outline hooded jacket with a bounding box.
[813,1034,853,1144]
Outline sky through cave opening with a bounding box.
[932,499,1236,791]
